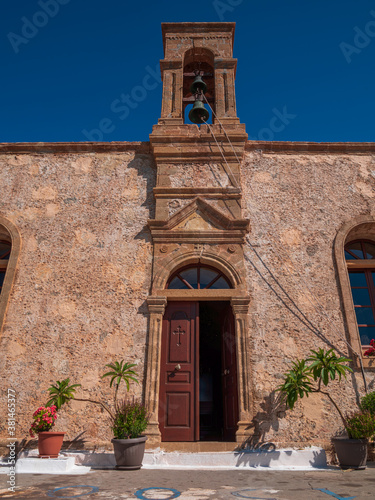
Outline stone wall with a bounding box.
[241,150,375,446]
[1,145,375,449]
[0,150,155,444]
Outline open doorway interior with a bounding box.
[199,301,229,441]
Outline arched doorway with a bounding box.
[158,265,238,441]
[145,251,252,445]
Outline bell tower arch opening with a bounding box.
[183,47,215,125]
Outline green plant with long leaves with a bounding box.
[277,359,315,410]
[46,379,81,410]
[102,361,138,406]
[307,348,352,386]
[46,360,139,421]
[277,348,353,426]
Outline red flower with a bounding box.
[30,405,58,435]
[364,346,375,357]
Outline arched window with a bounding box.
[166,264,232,290]
[0,217,20,335]
[345,240,375,346]
[0,240,11,295]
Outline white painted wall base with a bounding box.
[142,447,327,470]
[0,447,327,473]
[0,457,91,475]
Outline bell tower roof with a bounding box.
[161,22,236,57]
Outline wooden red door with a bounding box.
[221,304,239,441]
[159,302,199,441]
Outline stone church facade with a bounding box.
[1,23,375,452]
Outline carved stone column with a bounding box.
[145,296,167,444]
[160,71,173,119]
[159,60,183,125]
[231,296,253,443]
[214,69,225,119]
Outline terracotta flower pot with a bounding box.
[38,431,65,458]
[111,436,147,470]
[332,437,368,470]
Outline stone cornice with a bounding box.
[231,297,251,315]
[153,187,241,199]
[246,141,375,154]
[161,22,235,54]
[1,140,374,155]
[146,296,167,315]
[165,34,232,40]
[0,142,150,154]
[160,60,183,71]
[214,58,237,70]
[150,124,247,163]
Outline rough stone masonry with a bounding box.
[1,22,375,455]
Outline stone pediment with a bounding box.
[173,210,222,231]
[148,198,250,244]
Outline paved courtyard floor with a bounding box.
[1,466,375,500]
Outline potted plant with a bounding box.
[46,360,149,469]
[111,397,150,470]
[29,405,64,458]
[276,348,375,469]
[333,411,375,469]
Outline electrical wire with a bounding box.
[202,118,239,189]
[202,94,368,391]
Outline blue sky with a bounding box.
[1,0,375,143]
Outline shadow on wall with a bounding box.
[237,391,286,452]
[234,391,328,468]
[234,447,327,468]
[128,153,156,243]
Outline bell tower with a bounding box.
[150,22,248,214]
[156,22,241,126]
[146,23,253,446]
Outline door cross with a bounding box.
[173,325,185,346]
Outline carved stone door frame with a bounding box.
[145,293,252,445]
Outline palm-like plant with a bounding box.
[277,359,314,409]
[102,361,138,405]
[46,379,81,410]
[46,360,139,421]
[277,348,352,425]
[307,348,352,386]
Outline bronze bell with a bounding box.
[188,100,210,124]
[190,74,207,95]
